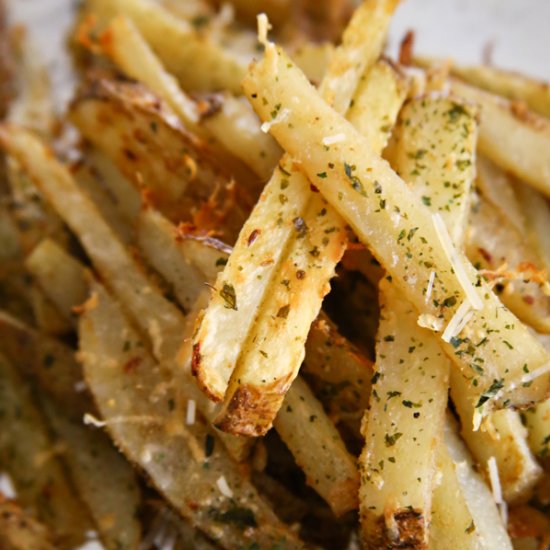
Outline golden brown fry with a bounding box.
[70,77,248,241]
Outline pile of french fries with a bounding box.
[0,0,549,548]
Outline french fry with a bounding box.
[450,63,550,118]
[42,397,143,550]
[475,156,525,234]
[137,208,210,313]
[514,182,550,272]
[243,43,550,411]
[79,282,303,548]
[215,58,408,436]
[360,280,451,548]
[465,194,550,334]
[137,206,359,514]
[451,368,542,502]
[193,0,401,405]
[25,239,90,326]
[0,494,57,550]
[273,376,359,517]
[0,312,90,418]
[451,79,550,198]
[85,0,250,94]
[430,418,513,550]
[385,94,479,246]
[0,353,91,547]
[70,77,248,241]
[289,42,332,86]
[302,313,373,427]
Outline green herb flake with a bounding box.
[220,283,237,310]
[384,432,403,447]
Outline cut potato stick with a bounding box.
[0,311,90,418]
[0,353,91,547]
[25,239,89,326]
[451,79,550,198]
[137,206,359,514]
[450,63,550,118]
[85,0,250,94]
[42,397,142,550]
[243,44,550,411]
[466,194,550,334]
[347,58,409,154]
[360,280,451,548]
[193,0,400,404]
[0,494,57,550]
[79,282,303,548]
[273,376,359,517]
[215,59,408,435]
[475,156,525,234]
[385,94,479,246]
[430,418,513,550]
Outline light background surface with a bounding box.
[3,0,549,548]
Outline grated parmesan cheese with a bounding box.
[186,399,196,425]
[432,213,483,310]
[487,456,508,525]
[322,133,346,146]
[418,313,444,332]
[441,299,474,343]
[521,362,550,384]
[83,413,108,427]
[256,13,272,47]
[260,108,290,133]
[487,456,502,504]
[425,271,436,303]
[216,475,233,498]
